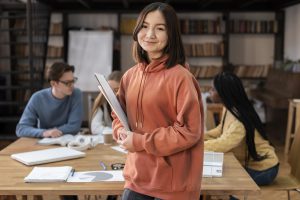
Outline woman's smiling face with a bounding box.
[137,10,168,61]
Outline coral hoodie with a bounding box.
[112,56,204,200]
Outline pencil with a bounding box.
[100,161,107,170]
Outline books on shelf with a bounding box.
[184,42,224,57]
[190,65,222,78]
[233,64,271,78]
[24,166,74,182]
[230,19,278,33]
[180,17,225,34]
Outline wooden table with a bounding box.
[0,138,260,198]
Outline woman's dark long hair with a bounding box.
[214,71,268,161]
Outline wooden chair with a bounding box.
[261,122,300,200]
[206,103,223,130]
[284,99,300,154]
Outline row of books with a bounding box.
[190,65,223,78]
[14,64,42,81]
[49,23,63,35]
[180,18,225,34]
[230,20,278,33]
[233,64,271,78]
[184,42,224,57]
[13,19,26,29]
[47,46,64,58]
[15,44,44,56]
[13,18,48,30]
[120,17,226,35]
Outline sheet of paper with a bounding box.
[67,170,124,182]
[111,146,128,154]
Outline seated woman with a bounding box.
[204,71,279,187]
[90,71,123,138]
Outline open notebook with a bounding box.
[11,147,86,166]
[203,151,224,177]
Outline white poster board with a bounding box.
[68,30,113,92]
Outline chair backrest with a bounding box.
[206,103,223,129]
[284,99,300,154]
[288,103,300,182]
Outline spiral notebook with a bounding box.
[11,147,86,166]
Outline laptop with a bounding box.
[11,147,86,166]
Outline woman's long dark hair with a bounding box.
[214,71,268,161]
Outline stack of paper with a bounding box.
[24,166,73,182]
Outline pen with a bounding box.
[100,161,107,170]
[70,169,75,176]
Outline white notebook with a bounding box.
[24,166,74,182]
[11,147,86,166]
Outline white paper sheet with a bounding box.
[68,30,113,92]
[67,170,124,182]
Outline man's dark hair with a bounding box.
[47,62,75,82]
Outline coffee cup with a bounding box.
[103,129,113,145]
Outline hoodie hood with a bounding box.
[140,55,169,73]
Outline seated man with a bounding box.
[16,62,83,138]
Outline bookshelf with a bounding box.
[178,13,226,82]
[119,12,227,77]
[0,8,49,137]
[229,12,279,87]
[45,13,65,86]
[118,11,284,88]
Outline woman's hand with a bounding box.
[117,128,128,141]
[117,130,135,152]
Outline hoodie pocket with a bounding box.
[123,153,173,191]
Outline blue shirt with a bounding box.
[16,88,83,138]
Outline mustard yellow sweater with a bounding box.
[204,108,278,171]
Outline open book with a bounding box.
[24,166,74,182]
[94,73,130,131]
[203,151,224,177]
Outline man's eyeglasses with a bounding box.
[58,77,78,87]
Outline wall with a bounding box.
[284,4,300,60]
[68,14,118,123]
